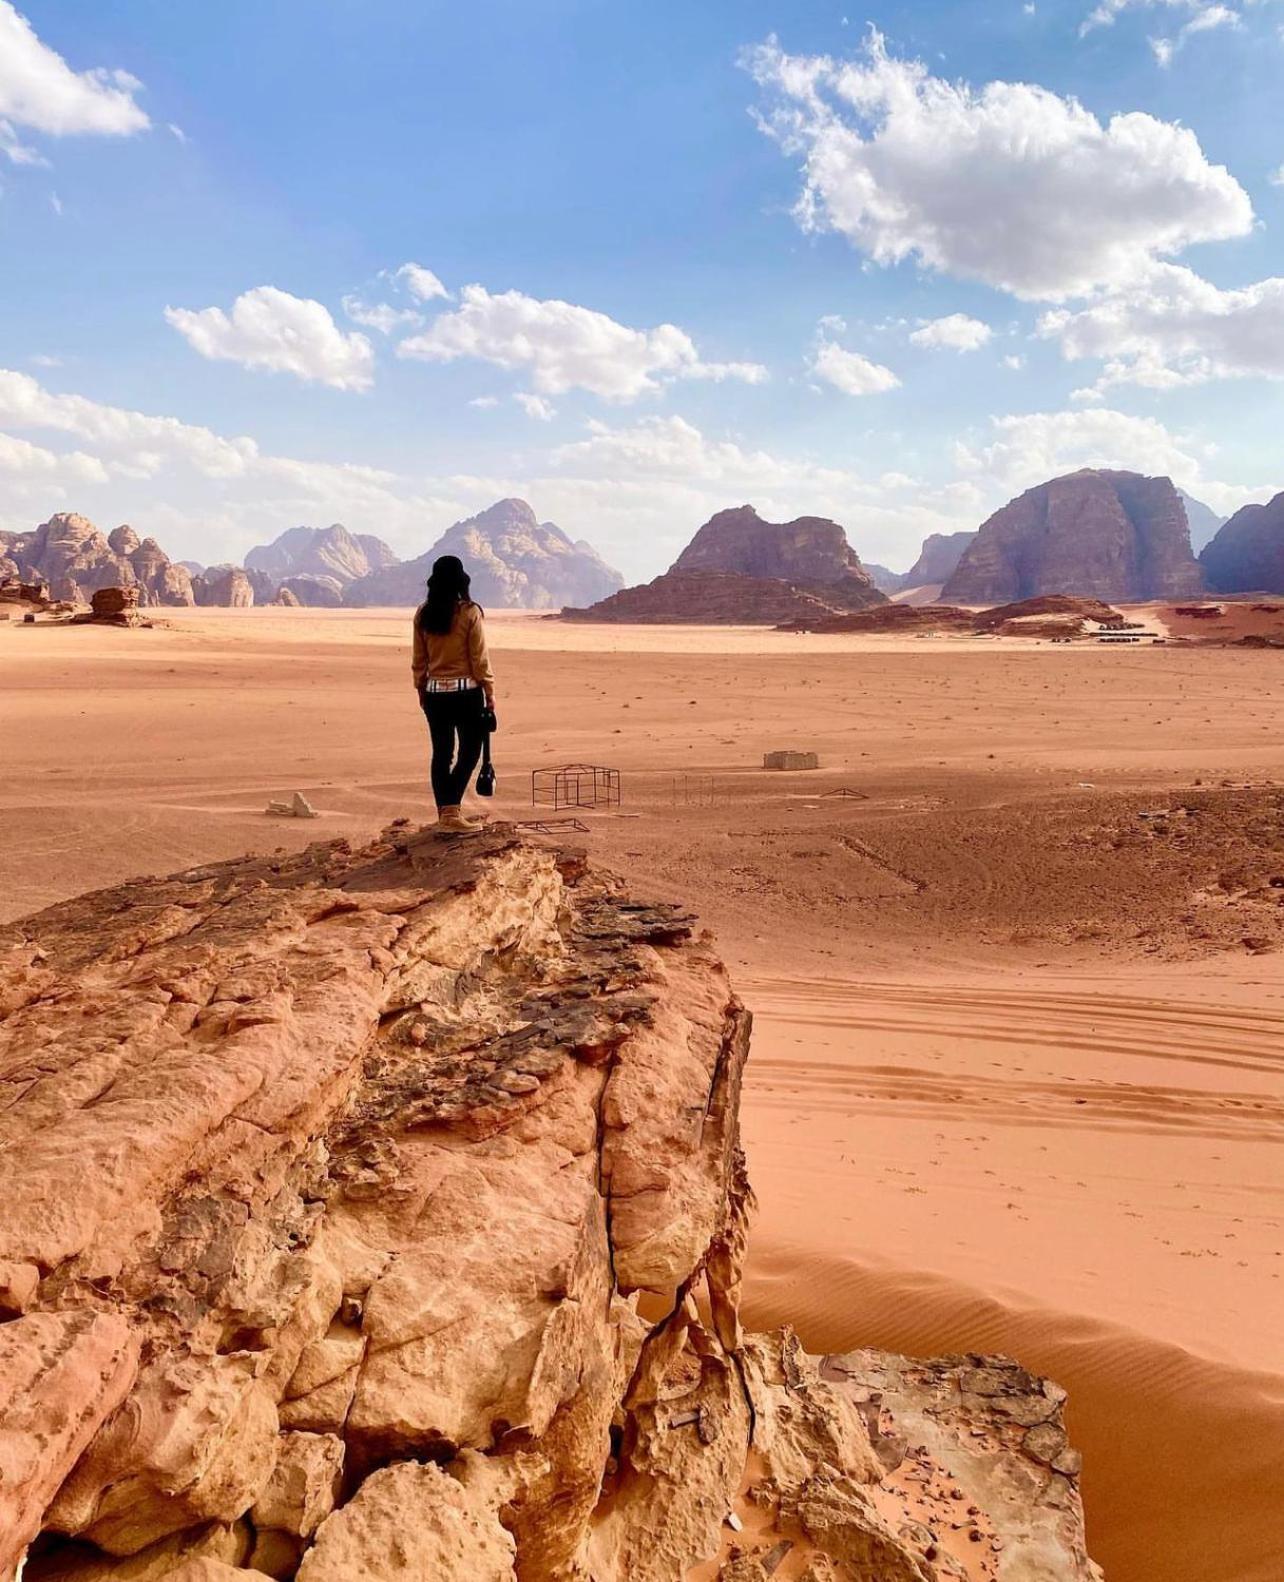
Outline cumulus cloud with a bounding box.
[0,1,149,162]
[395,262,451,302]
[810,335,900,394]
[397,284,767,400]
[165,287,375,391]
[1002,353,1026,370]
[909,313,993,351]
[1039,261,1284,391]
[515,392,556,421]
[953,406,1209,492]
[744,30,1253,300]
[0,430,107,483]
[341,295,423,334]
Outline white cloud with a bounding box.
[395,262,450,302]
[468,395,499,409]
[953,406,1209,492]
[0,430,107,483]
[909,313,992,351]
[1002,353,1026,370]
[397,284,767,400]
[515,392,556,421]
[810,335,900,394]
[1150,35,1177,62]
[165,287,375,391]
[744,30,1253,301]
[167,122,186,144]
[341,294,423,334]
[1269,164,1284,187]
[28,353,61,368]
[0,2,149,147]
[48,190,61,214]
[1040,261,1284,391]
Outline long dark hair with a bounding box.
[417,554,476,634]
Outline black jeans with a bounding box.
[422,688,485,808]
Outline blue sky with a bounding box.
[0,0,1281,579]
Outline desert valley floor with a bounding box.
[2,607,1282,1582]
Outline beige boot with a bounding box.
[437,805,478,831]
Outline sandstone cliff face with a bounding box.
[0,828,1098,1582]
[565,506,884,624]
[942,471,1205,605]
[192,566,255,608]
[1200,491,1284,594]
[672,506,882,608]
[344,500,624,610]
[902,531,976,589]
[0,516,195,607]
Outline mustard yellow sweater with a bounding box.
[411,600,495,696]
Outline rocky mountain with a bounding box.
[1200,490,1284,593]
[0,514,196,606]
[245,525,398,607]
[566,505,884,623]
[343,498,623,609]
[1178,490,1226,554]
[942,470,1205,604]
[0,823,1099,1582]
[673,504,881,603]
[902,529,977,588]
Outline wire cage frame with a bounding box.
[531,763,622,811]
[669,773,717,807]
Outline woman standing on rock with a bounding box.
[412,554,496,830]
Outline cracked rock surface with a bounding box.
[0,823,1098,1581]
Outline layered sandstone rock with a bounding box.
[1200,490,1284,594]
[0,516,196,607]
[672,507,880,603]
[0,828,1097,1582]
[565,506,884,624]
[192,566,255,608]
[562,570,861,625]
[943,471,1205,604]
[343,499,624,609]
[780,594,1120,639]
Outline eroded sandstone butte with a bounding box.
[563,506,884,624]
[943,470,1205,605]
[0,827,1098,1581]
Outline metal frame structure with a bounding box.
[669,774,717,807]
[531,763,622,811]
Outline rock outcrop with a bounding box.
[565,506,884,624]
[942,471,1205,604]
[0,516,195,607]
[1199,490,1284,594]
[343,499,624,609]
[781,594,1122,639]
[673,506,882,605]
[192,566,256,608]
[562,571,863,625]
[245,528,398,607]
[0,827,1098,1582]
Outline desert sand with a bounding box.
[2,605,1281,1582]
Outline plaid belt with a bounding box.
[423,677,480,693]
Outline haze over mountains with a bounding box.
[341,499,623,609]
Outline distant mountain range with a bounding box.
[5,478,1279,619]
[340,499,623,609]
